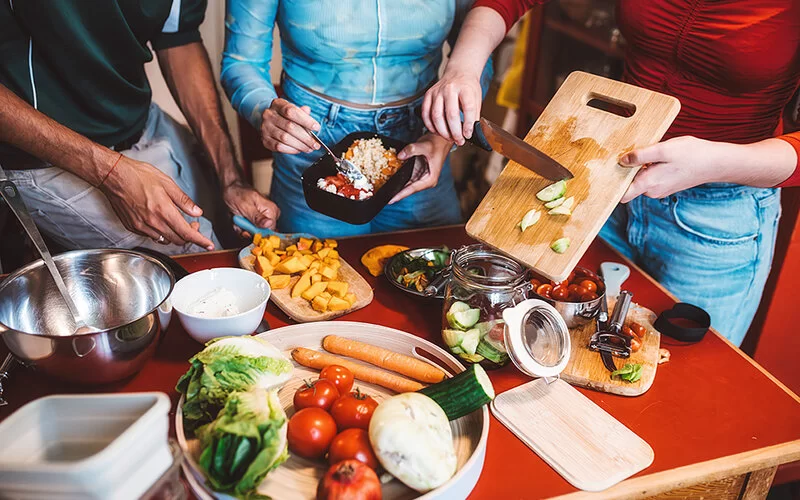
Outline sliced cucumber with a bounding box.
[450,345,464,355]
[458,352,485,364]
[418,364,495,420]
[448,309,480,330]
[518,209,541,232]
[548,196,575,216]
[476,339,509,365]
[551,237,571,254]
[447,301,472,314]
[536,180,567,202]
[442,329,465,348]
[544,196,565,209]
[460,328,480,355]
[473,319,502,337]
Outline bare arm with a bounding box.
[422,7,506,144]
[156,42,280,229]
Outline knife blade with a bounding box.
[469,118,574,181]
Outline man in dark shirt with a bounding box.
[0,0,279,253]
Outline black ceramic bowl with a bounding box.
[301,132,415,225]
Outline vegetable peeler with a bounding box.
[590,290,633,371]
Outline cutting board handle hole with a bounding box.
[586,93,636,118]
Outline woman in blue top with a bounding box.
[221,0,491,237]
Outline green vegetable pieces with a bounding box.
[176,336,293,433]
[611,363,643,383]
[197,388,289,498]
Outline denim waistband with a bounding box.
[678,182,778,201]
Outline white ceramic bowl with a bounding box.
[171,268,270,344]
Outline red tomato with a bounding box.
[621,325,635,338]
[551,285,570,301]
[288,408,338,459]
[580,292,598,302]
[572,285,588,297]
[536,283,553,299]
[294,379,340,412]
[579,280,597,293]
[328,429,379,469]
[628,322,648,340]
[320,365,354,395]
[530,278,543,290]
[330,390,378,430]
[567,271,576,283]
[631,337,642,352]
[317,460,381,500]
[567,284,579,294]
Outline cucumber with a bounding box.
[447,301,472,314]
[518,209,541,232]
[473,319,502,336]
[536,180,567,202]
[418,364,495,420]
[544,196,565,209]
[476,339,509,365]
[548,205,572,216]
[450,345,465,355]
[459,352,485,363]
[551,237,571,254]
[460,328,480,355]
[442,329,464,348]
[446,302,479,330]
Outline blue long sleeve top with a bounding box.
[221,0,492,129]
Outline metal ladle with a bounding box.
[0,164,95,335]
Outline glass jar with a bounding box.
[441,245,531,368]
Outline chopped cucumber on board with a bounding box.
[518,209,541,232]
[551,237,571,254]
[536,180,567,202]
[544,197,566,209]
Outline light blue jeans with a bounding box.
[4,104,224,254]
[599,183,781,346]
[271,77,462,238]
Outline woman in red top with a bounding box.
[421,0,800,345]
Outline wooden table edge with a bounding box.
[549,440,800,500]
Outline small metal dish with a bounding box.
[384,247,451,299]
[528,266,606,328]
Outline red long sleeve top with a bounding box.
[473,0,800,187]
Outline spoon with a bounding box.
[305,129,373,190]
[0,165,95,335]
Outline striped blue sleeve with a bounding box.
[220,0,280,130]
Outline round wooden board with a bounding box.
[177,321,489,500]
[239,244,374,323]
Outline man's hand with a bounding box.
[389,134,453,204]
[261,99,321,154]
[422,69,483,146]
[223,180,280,231]
[100,156,214,249]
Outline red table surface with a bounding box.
[1,226,799,499]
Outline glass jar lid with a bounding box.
[502,299,571,378]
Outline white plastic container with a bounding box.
[0,392,172,499]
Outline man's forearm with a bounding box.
[157,42,242,189]
[445,7,507,78]
[0,85,117,185]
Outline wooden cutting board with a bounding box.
[466,72,681,282]
[240,246,373,323]
[561,303,661,396]
[492,378,654,491]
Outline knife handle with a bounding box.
[467,121,493,152]
[233,215,277,237]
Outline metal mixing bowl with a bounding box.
[0,249,174,384]
[529,267,605,328]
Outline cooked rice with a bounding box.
[342,138,402,190]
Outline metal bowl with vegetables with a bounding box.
[385,248,451,299]
[529,266,606,328]
[176,322,490,500]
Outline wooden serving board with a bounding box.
[240,246,373,323]
[492,378,654,492]
[466,72,681,282]
[561,303,661,396]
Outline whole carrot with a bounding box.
[322,335,446,384]
[291,348,424,393]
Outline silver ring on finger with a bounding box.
[156,235,166,244]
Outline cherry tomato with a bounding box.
[631,337,642,352]
[330,390,378,430]
[573,285,588,297]
[579,280,597,293]
[629,322,648,340]
[580,292,598,302]
[551,285,570,301]
[288,408,338,459]
[567,284,579,294]
[530,278,543,290]
[567,271,576,283]
[621,325,635,338]
[317,460,382,500]
[294,379,340,412]
[328,429,379,469]
[320,365,355,395]
[536,283,553,299]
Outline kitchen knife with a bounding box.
[469,118,574,181]
[232,215,316,245]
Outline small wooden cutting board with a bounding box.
[561,304,661,396]
[240,247,373,323]
[466,72,680,282]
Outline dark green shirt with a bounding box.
[0,0,206,150]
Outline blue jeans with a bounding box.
[599,183,781,346]
[270,77,462,238]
